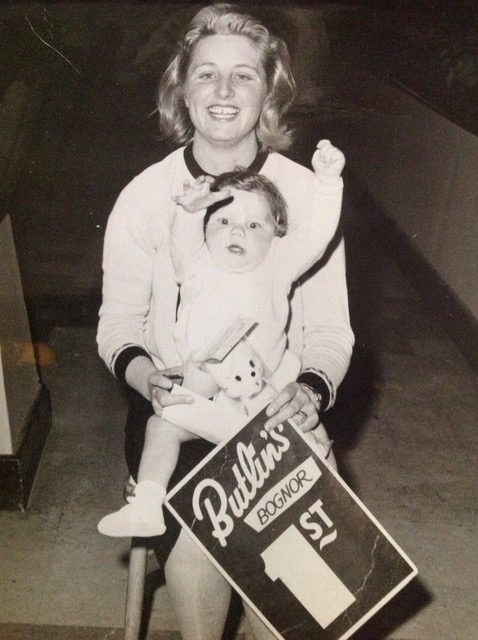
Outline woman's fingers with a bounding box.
[264,382,319,432]
[149,371,174,391]
[151,385,194,416]
[148,369,194,416]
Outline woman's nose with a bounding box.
[215,76,234,99]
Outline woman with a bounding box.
[97,4,354,639]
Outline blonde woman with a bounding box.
[97,5,354,638]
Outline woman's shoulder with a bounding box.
[124,147,187,193]
[265,151,313,173]
[109,147,188,231]
[262,152,320,203]
[263,152,315,185]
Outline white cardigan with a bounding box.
[97,147,354,409]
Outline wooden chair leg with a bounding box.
[124,541,148,640]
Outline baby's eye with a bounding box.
[219,218,229,225]
[249,222,261,229]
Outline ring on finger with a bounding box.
[295,410,307,424]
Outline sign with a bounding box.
[165,411,417,640]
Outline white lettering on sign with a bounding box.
[261,525,356,628]
[191,425,290,546]
[244,457,321,532]
[300,498,338,549]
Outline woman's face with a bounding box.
[183,34,267,150]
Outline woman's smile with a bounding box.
[208,105,240,119]
[184,35,267,151]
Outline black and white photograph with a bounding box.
[0,2,477,639]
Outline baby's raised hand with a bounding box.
[312,139,345,181]
[173,176,231,213]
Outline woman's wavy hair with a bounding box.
[158,3,296,151]
[205,169,288,237]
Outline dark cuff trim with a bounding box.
[297,371,331,412]
[114,346,152,384]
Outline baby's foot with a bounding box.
[97,480,167,537]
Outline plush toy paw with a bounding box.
[97,480,167,537]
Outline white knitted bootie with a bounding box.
[97,480,166,537]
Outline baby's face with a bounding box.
[205,188,276,273]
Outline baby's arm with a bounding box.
[276,140,345,283]
[170,177,230,281]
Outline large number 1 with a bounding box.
[261,525,355,629]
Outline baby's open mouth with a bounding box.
[227,244,245,255]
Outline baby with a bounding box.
[98,140,345,537]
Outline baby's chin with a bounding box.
[212,253,264,274]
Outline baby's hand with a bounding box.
[172,176,231,213]
[312,139,345,180]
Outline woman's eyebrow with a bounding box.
[191,62,260,72]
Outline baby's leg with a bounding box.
[138,414,196,488]
[162,360,246,443]
[98,417,196,538]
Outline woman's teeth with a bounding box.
[208,106,239,118]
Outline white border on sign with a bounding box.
[165,418,418,640]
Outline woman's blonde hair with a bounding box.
[158,3,296,151]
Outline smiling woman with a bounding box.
[157,7,296,164]
[97,4,353,639]
[183,35,267,163]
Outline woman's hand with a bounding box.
[148,366,194,416]
[264,382,321,432]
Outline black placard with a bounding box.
[166,410,417,640]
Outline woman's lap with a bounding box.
[123,388,316,639]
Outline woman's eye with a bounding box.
[199,71,215,80]
[235,72,252,81]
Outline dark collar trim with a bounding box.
[184,143,269,178]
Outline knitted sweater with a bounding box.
[97,146,354,410]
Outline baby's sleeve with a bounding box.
[275,175,343,284]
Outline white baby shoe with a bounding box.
[98,480,167,537]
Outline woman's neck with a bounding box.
[191,135,260,175]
